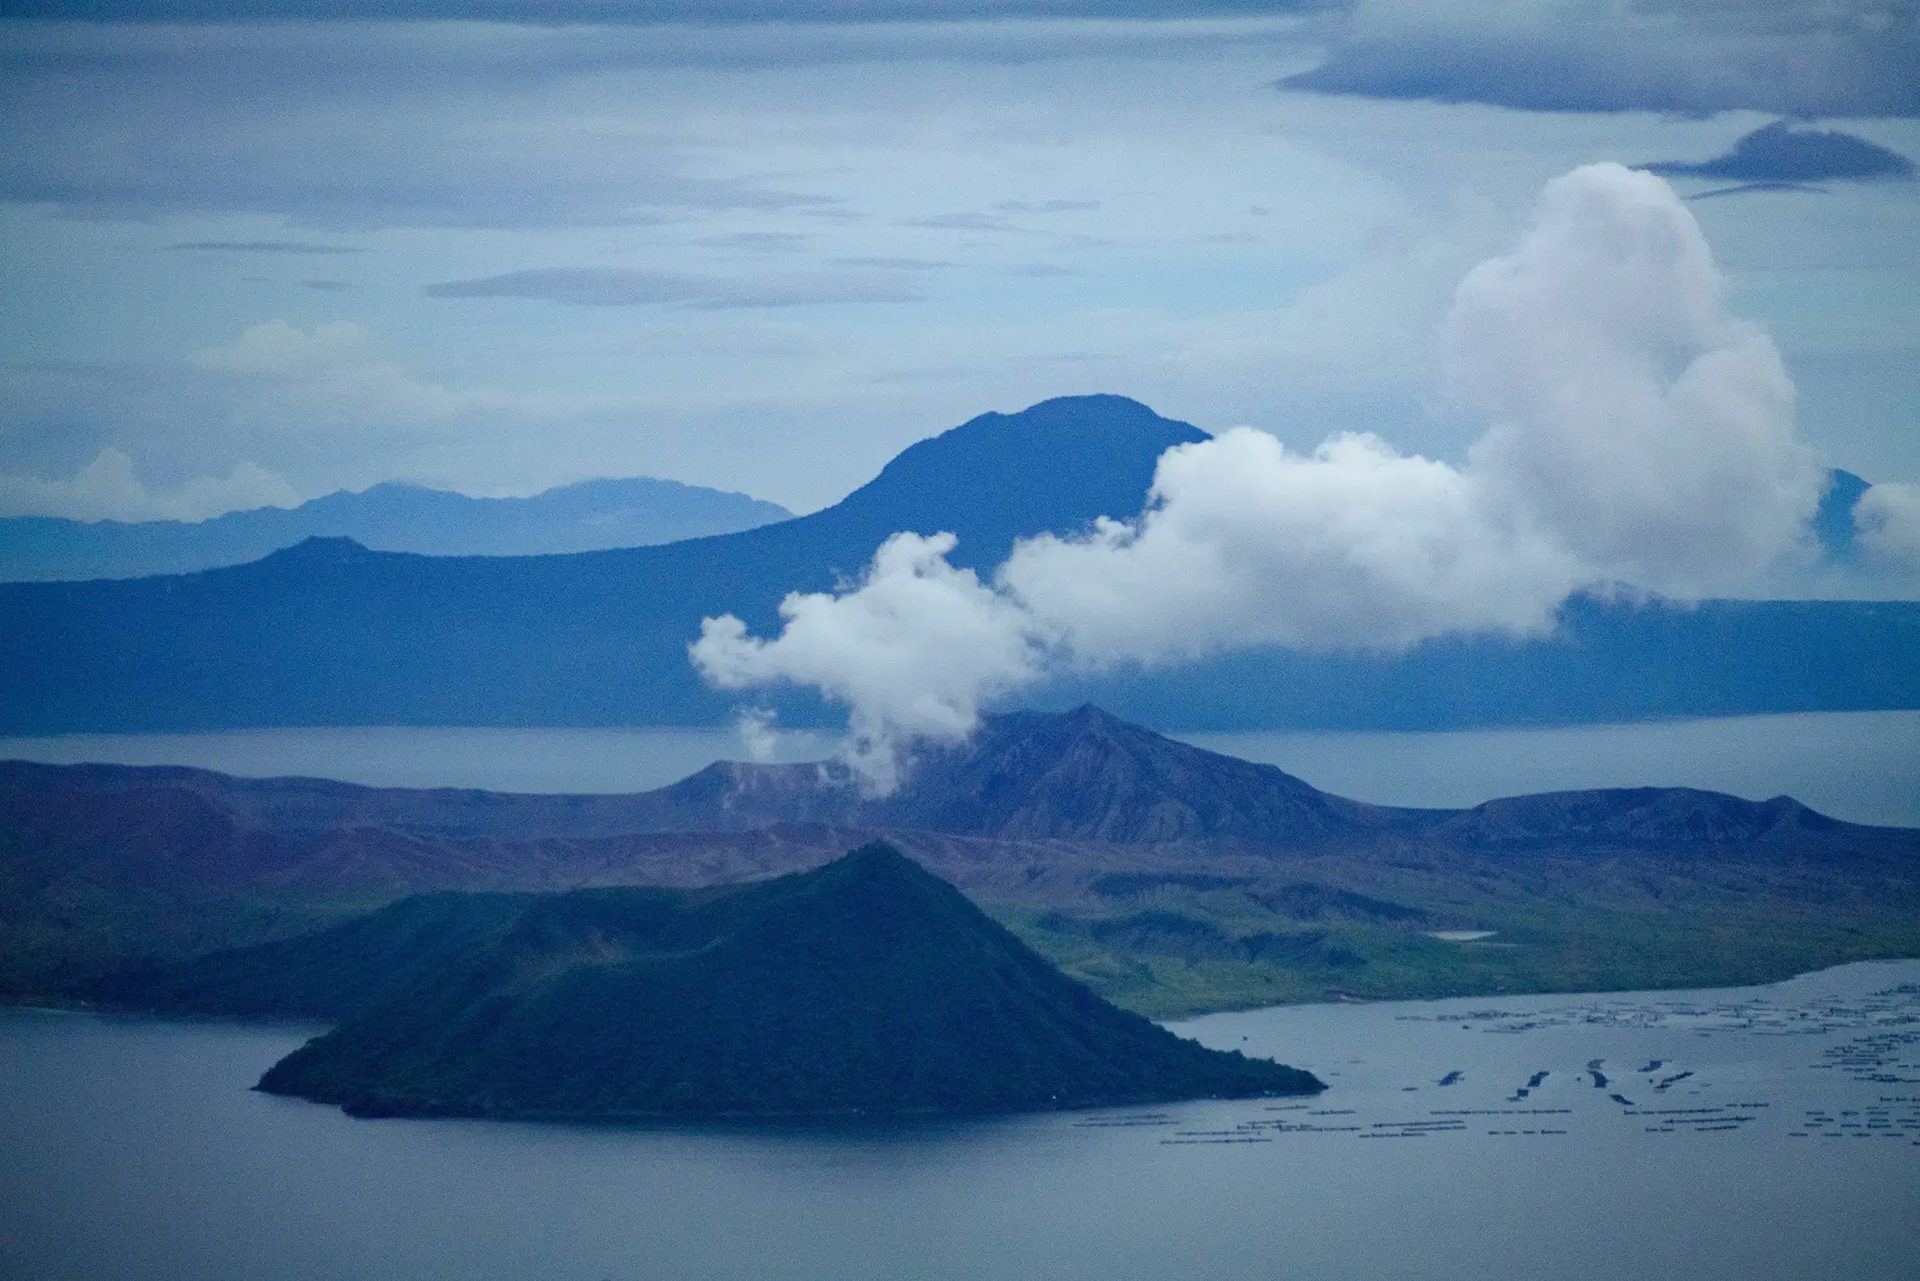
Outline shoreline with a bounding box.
[14,953,1919,1030]
[1168,955,1920,1030]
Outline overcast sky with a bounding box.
[2,0,1916,518]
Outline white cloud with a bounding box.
[175,318,657,496]
[190,319,375,379]
[1450,163,1826,595]
[0,320,653,514]
[1003,427,1579,661]
[690,531,1046,795]
[693,163,1835,793]
[732,705,782,764]
[188,319,489,428]
[0,447,298,522]
[1855,483,1920,565]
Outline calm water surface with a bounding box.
[1184,710,1920,828]
[3,961,1917,1281]
[0,725,839,796]
[2,710,1915,825]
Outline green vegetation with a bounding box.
[132,845,1322,1119]
[103,892,532,1020]
[1006,901,1920,1020]
[8,710,1918,1026]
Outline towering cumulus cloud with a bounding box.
[1450,163,1821,594]
[692,164,1827,794]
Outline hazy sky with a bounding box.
[2,0,1916,517]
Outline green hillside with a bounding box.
[158,844,1324,1118]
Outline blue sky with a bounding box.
[1,1,1916,518]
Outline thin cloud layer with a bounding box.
[424,266,921,309]
[169,240,366,255]
[0,447,298,522]
[0,14,1319,231]
[692,164,1831,793]
[1280,0,1920,118]
[0,22,832,229]
[0,1,1333,22]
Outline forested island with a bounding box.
[116,844,1323,1119]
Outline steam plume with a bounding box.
[692,164,1827,794]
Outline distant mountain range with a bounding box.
[7,706,1916,1014]
[0,476,791,581]
[0,394,1914,734]
[0,395,1205,730]
[116,844,1323,1119]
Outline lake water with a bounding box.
[1183,710,1920,828]
[1,709,1915,826]
[4,960,1917,1281]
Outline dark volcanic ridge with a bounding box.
[651,704,1414,843]
[3,703,1872,851]
[9,704,1915,1010]
[192,844,1324,1119]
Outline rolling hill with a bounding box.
[8,705,1918,1015]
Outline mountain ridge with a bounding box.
[7,704,1918,1016]
[0,475,792,582]
[0,395,1211,731]
[3,704,1897,848]
[645,704,1427,842]
[3,395,1914,734]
